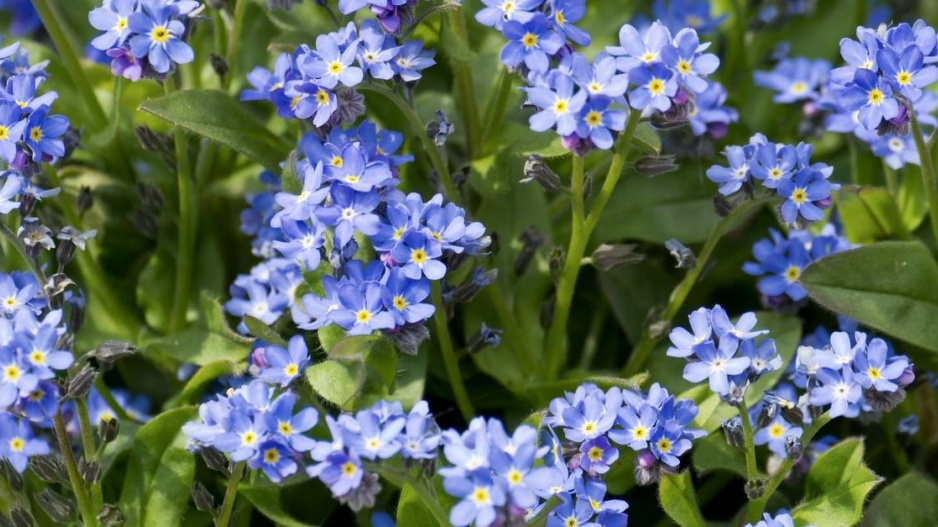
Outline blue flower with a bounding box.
[308,449,365,496]
[682,339,750,395]
[744,510,796,527]
[871,134,919,169]
[241,53,293,103]
[20,381,59,422]
[2,74,57,113]
[0,172,22,215]
[0,415,49,472]
[609,403,657,450]
[214,410,269,461]
[0,345,37,408]
[283,80,338,126]
[653,0,726,35]
[357,21,399,81]
[128,2,195,74]
[391,231,446,281]
[475,0,540,30]
[382,269,434,326]
[547,0,591,47]
[559,392,617,442]
[572,54,629,99]
[661,28,719,93]
[257,336,310,387]
[491,438,540,508]
[838,68,900,131]
[23,104,68,162]
[331,282,395,336]
[546,494,593,527]
[273,162,329,227]
[710,306,768,340]
[689,82,737,138]
[399,401,441,460]
[88,0,136,51]
[249,439,298,483]
[666,306,712,358]
[445,470,507,527]
[298,34,363,89]
[500,14,565,73]
[13,324,74,380]
[327,143,393,192]
[746,234,810,301]
[754,57,830,103]
[225,278,290,326]
[576,97,627,150]
[649,422,691,467]
[627,61,678,111]
[778,168,830,224]
[740,338,781,376]
[705,145,752,195]
[392,40,435,82]
[897,415,919,436]
[607,21,672,74]
[809,367,862,418]
[524,73,587,136]
[853,337,908,393]
[264,391,318,452]
[830,28,881,86]
[877,44,938,98]
[272,219,326,271]
[318,185,382,248]
[577,435,618,475]
[751,143,797,189]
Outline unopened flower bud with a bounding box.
[67,295,86,334]
[56,238,77,268]
[591,244,645,271]
[18,193,36,217]
[447,267,497,304]
[540,292,555,329]
[897,366,915,388]
[98,416,120,444]
[0,460,23,491]
[385,324,430,356]
[10,508,33,527]
[77,186,93,214]
[521,154,561,192]
[80,458,102,484]
[98,503,125,527]
[94,341,137,364]
[136,183,164,210]
[635,155,678,177]
[548,246,565,281]
[130,209,159,238]
[210,52,229,79]
[198,446,230,474]
[722,417,745,449]
[66,365,98,399]
[192,481,216,514]
[466,324,502,354]
[665,238,696,269]
[426,110,454,147]
[864,387,906,412]
[452,165,469,188]
[713,195,733,217]
[333,89,366,127]
[785,435,803,460]
[37,488,74,522]
[514,226,542,277]
[756,403,776,429]
[31,455,69,485]
[745,478,765,499]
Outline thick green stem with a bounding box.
[481,69,514,149]
[736,403,759,484]
[75,399,104,512]
[622,194,774,376]
[164,78,196,333]
[544,110,642,378]
[745,413,831,523]
[432,283,474,421]
[31,0,108,131]
[215,461,245,527]
[53,409,98,527]
[908,110,938,250]
[444,9,481,159]
[223,0,248,91]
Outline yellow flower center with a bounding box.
[393,227,405,240]
[791,188,807,204]
[554,10,565,25]
[868,88,884,105]
[677,59,692,74]
[344,175,361,184]
[263,448,280,464]
[3,297,16,309]
[862,59,873,69]
[633,426,647,439]
[648,78,665,95]
[686,15,703,27]
[583,422,596,433]
[393,295,407,310]
[15,100,26,108]
[657,438,672,452]
[585,111,602,127]
[284,363,299,376]
[316,90,330,105]
[366,438,381,450]
[791,81,807,94]
[290,96,302,109]
[588,446,603,461]
[769,168,782,179]
[411,249,427,264]
[278,421,293,435]
[328,61,343,75]
[897,71,912,86]
[522,33,538,48]
[29,127,42,142]
[785,265,801,282]
[0,126,8,140]
[29,389,44,401]
[769,424,785,438]
[501,0,514,14]
[151,26,170,43]
[115,17,128,31]
[507,469,523,485]
[4,365,20,382]
[242,432,257,446]
[342,462,357,477]
[472,488,490,505]
[330,155,343,167]
[641,52,657,62]
[553,99,569,115]
[99,411,115,423]
[565,517,578,527]
[29,350,46,365]
[356,309,372,323]
[588,82,602,94]
[868,367,882,380]
[9,437,24,452]
[431,232,443,242]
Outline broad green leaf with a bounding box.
[659,471,706,527]
[317,324,347,352]
[793,438,881,527]
[800,241,938,353]
[367,339,398,390]
[692,434,747,477]
[306,360,363,409]
[101,421,141,475]
[144,294,252,366]
[119,407,198,527]
[241,487,318,527]
[898,166,928,232]
[243,315,288,347]
[326,335,384,359]
[396,483,441,527]
[136,249,175,334]
[632,122,661,154]
[837,187,911,244]
[139,89,291,171]
[861,471,938,527]
[525,373,646,407]
[281,149,302,195]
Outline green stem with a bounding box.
[53,409,97,527]
[883,160,899,198]
[736,403,759,484]
[543,110,642,379]
[75,399,104,513]
[432,282,474,422]
[31,0,108,131]
[745,413,831,523]
[444,9,481,159]
[164,78,196,333]
[215,461,245,527]
[622,194,774,376]
[908,110,938,251]
[223,0,248,91]
[359,85,458,201]
[481,69,514,149]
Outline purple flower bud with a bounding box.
[637,449,658,469]
[814,197,832,209]
[707,122,728,140]
[250,346,270,370]
[897,366,915,388]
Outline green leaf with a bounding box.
[241,487,318,527]
[306,360,363,409]
[692,434,747,477]
[658,471,706,527]
[861,471,938,527]
[800,241,938,353]
[837,187,911,244]
[525,373,646,407]
[326,335,383,359]
[139,89,291,171]
[632,122,661,154]
[396,483,441,527]
[898,166,928,232]
[119,407,198,527]
[793,438,882,527]
[243,315,288,347]
[281,149,302,194]
[144,294,253,366]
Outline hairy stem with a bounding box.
[215,461,245,527]
[432,282,474,421]
[622,194,775,376]
[908,110,938,251]
[53,409,98,527]
[736,403,759,484]
[75,399,104,512]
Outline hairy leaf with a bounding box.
[659,471,706,527]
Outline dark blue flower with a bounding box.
[391,231,446,280]
[500,14,564,73]
[0,415,49,472]
[661,28,719,93]
[382,268,434,326]
[524,72,587,136]
[838,68,900,131]
[128,2,195,74]
[547,0,591,47]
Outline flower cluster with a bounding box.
[743,224,853,305]
[542,382,704,498]
[338,0,416,34]
[241,20,434,128]
[477,1,729,153]
[646,0,726,35]
[705,134,837,226]
[669,306,776,398]
[227,119,490,343]
[88,0,201,79]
